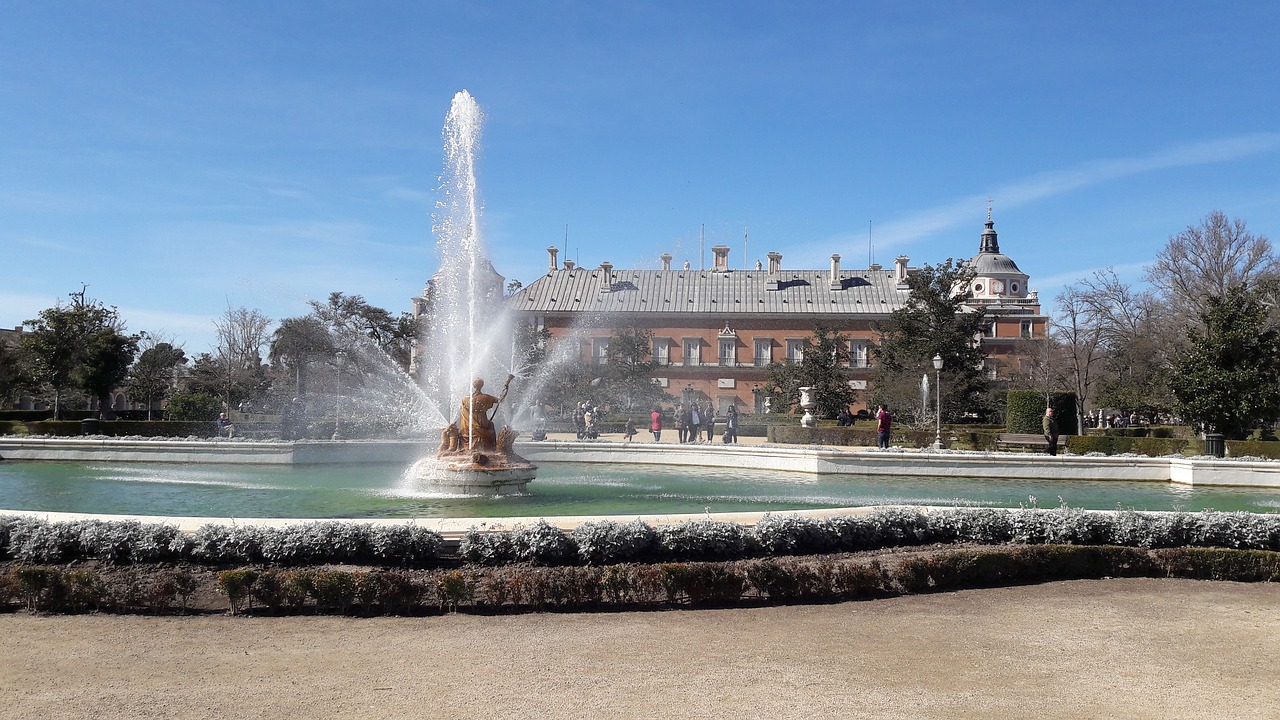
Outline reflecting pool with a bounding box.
[1,460,1278,518]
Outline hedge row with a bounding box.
[0,518,443,566]
[5,509,1280,569]
[1224,440,1280,460]
[1067,435,1195,456]
[462,508,1280,566]
[5,545,1277,615]
[0,420,223,438]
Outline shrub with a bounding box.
[512,521,578,566]
[475,568,518,609]
[216,569,259,614]
[458,528,519,566]
[434,570,478,612]
[752,514,838,556]
[190,525,265,564]
[9,519,82,563]
[682,563,746,605]
[656,520,758,562]
[600,564,635,604]
[573,520,658,565]
[105,569,147,610]
[311,571,359,613]
[362,570,421,615]
[171,570,198,611]
[13,566,66,612]
[251,569,292,611]
[368,525,443,565]
[143,573,180,612]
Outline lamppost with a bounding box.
[932,354,944,450]
[332,350,347,440]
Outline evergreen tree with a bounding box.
[872,259,989,423]
[763,324,857,419]
[1169,285,1280,440]
[20,289,139,418]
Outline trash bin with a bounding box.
[1204,433,1225,458]
[80,418,100,436]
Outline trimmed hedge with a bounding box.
[6,544,1277,615]
[5,509,1280,571]
[768,425,936,447]
[1067,435,1195,456]
[1224,440,1280,459]
[1007,391,1078,435]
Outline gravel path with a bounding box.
[3,578,1277,719]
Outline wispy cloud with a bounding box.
[1032,261,1150,295]
[871,132,1280,250]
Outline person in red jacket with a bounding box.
[875,404,892,449]
[650,407,663,442]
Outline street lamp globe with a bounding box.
[931,354,943,450]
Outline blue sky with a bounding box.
[3,1,1279,353]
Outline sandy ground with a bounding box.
[2,579,1278,719]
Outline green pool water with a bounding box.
[1,460,1278,518]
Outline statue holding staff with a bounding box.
[458,374,514,452]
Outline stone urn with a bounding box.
[798,386,817,428]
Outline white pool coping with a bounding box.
[2,437,1279,533]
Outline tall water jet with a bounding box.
[408,90,536,493]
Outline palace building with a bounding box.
[468,215,1045,415]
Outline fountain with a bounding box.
[403,90,537,494]
[408,374,536,494]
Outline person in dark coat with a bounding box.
[1043,407,1060,456]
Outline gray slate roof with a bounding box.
[513,267,912,317]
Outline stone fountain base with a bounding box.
[409,440,538,495]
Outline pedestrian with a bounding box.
[703,404,715,443]
[689,405,701,442]
[573,402,586,440]
[650,406,663,442]
[584,406,598,440]
[875,404,892,449]
[623,417,637,442]
[216,412,235,438]
[724,405,739,443]
[1043,407,1060,456]
[676,404,689,443]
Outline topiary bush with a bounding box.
[1006,390,1078,435]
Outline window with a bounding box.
[753,338,772,367]
[652,338,670,366]
[849,342,868,368]
[592,338,609,365]
[1021,320,1033,339]
[683,338,701,366]
[719,339,736,366]
[786,339,805,364]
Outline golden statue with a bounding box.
[457,374,514,452]
[424,372,536,491]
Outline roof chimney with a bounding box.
[600,261,613,289]
[894,255,910,283]
[767,252,782,274]
[660,253,672,271]
[563,259,576,271]
[829,254,842,290]
[711,245,730,271]
[547,246,559,272]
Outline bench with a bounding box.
[996,433,1067,453]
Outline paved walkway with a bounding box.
[4,579,1277,719]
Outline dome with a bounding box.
[971,252,1024,275]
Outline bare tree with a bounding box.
[1052,285,1106,431]
[1145,211,1279,322]
[212,306,272,410]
